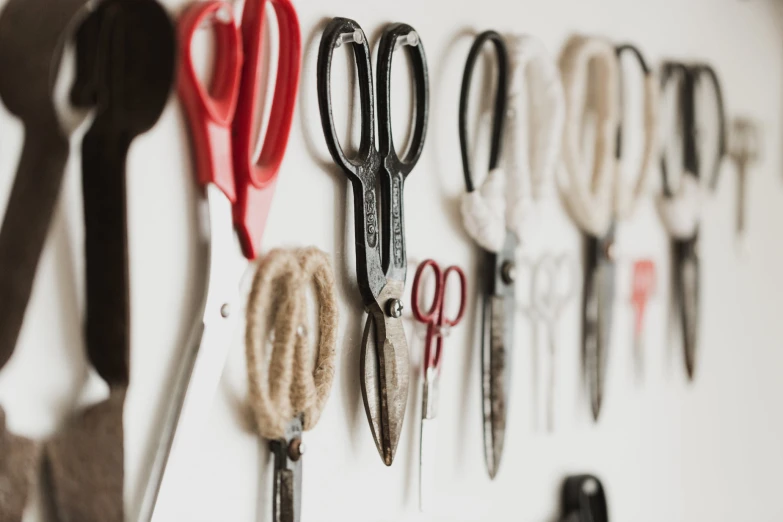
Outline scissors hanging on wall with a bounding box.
[558,36,657,421]
[245,247,339,522]
[459,30,563,477]
[657,61,726,380]
[316,17,429,466]
[520,253,576,432]
[139,1,301,519]
[411,259,466,511]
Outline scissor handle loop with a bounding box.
[691,63,727,191]
[316,17,377,182]
[412,259,443,323]
[532,253,576,322]
[245,248,339,440]
[178,2,242,199]
[614,43,651,158]
[441,266,468,328]
[376,23,429,177]
[233,0,301,190]
[459,30,509,193]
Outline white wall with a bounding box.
[0,0,782,521]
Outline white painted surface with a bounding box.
[0,0,782,521]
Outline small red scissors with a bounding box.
[631,259,656,378]
[411,259,466,512]
[139,1,300,520]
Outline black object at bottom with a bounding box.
[561,474,609,522]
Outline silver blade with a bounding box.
[482,295,507,479]
[680,252,699,380]
[139,184,247,522]
[419,369,438,512]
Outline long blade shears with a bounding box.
[658,61,726,380]
[139,1,300,519]
[316,18,429,466]
[412,260,466,511]
[458,30,513,479]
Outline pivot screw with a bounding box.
[387,299,403,318]
[220,304,231,318]
[501,262,516,284]
[288,439,305,462]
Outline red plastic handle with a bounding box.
[178,2,243,202]
[233,0,302,259]
[412,260,467,372]
[631,259,656,334]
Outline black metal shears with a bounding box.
[458,30,512,479]
[659,61,726,380]
[317,17,429,466]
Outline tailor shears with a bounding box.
[458,30,513,479]
[658,61,726,380]
[138,1,300,519]
[245,248,339,522]
[411,260,466,511]
[521,254,576,432]
[316,18,429,466]
[559,38,657,421]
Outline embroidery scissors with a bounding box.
[559,38,657,421]
[316,18,429,466]
[458,30,512,479]
[411,260,466,511]
[139,1,300,519]
[245,248,338,522]
[630,259,655,379]
[658,61,726,380]
[522,254,576,432]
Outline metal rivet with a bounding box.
[288,439,305,461]
[501,262,516,284]
[605,242,616,261]
[387,299,403,318]
[220,304,231,318]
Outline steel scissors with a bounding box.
[522,254,576,432]
[138,1,300,519]
[411,260,466,511]
[458,30,512,479]
[316,18,429,466]
[245,247,338,522]
[658,61,726,380]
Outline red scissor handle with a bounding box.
[233,0,302,259]
[178,2,243,202]
[412,260,467,372]
[631,259,656,333]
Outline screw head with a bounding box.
[288,438,305,461]
[501,262,516,284]
[605,242,616,261]
[220,304,231,318]
[387,299,403,318]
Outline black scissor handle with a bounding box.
[614,43,651,159]
[660,61,695,198]
[376,23,429,176]
[692,63,727,191]
[459,30,509,193]
[316,17,377,181]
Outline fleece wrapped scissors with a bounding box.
[139,1,300,519]
[411,260,466,511]
[558,37,657,421]
[316,18,429,466]
[657,61,726,380]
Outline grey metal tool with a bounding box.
[728,118,761,245]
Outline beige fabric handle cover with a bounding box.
[245,248,339,440]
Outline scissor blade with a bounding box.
[360,282,409,466]
[676,238,700,380]
[140,185,247,522]
[271,417,303,522]
[583,233,615,422]
[482,295,507,479]
[419,369,438,512]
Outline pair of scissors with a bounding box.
[658,61,726,380]
[138,1,300,519]
[458,30,513,480]
[316,18,429,466]
[560,37,657,421]
[245,247,339,522]
[630,259,656,379]
[522,254,576,432]
[411,260,467,511]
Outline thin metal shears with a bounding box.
[316,18,429,466]
[411,260,467,511]
[139,1,301,519]
[458,30,512,479]
[659,61,726,380]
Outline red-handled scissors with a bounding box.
[631,259,656,379]
[138,1,300,520]
[411,259,466,512]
